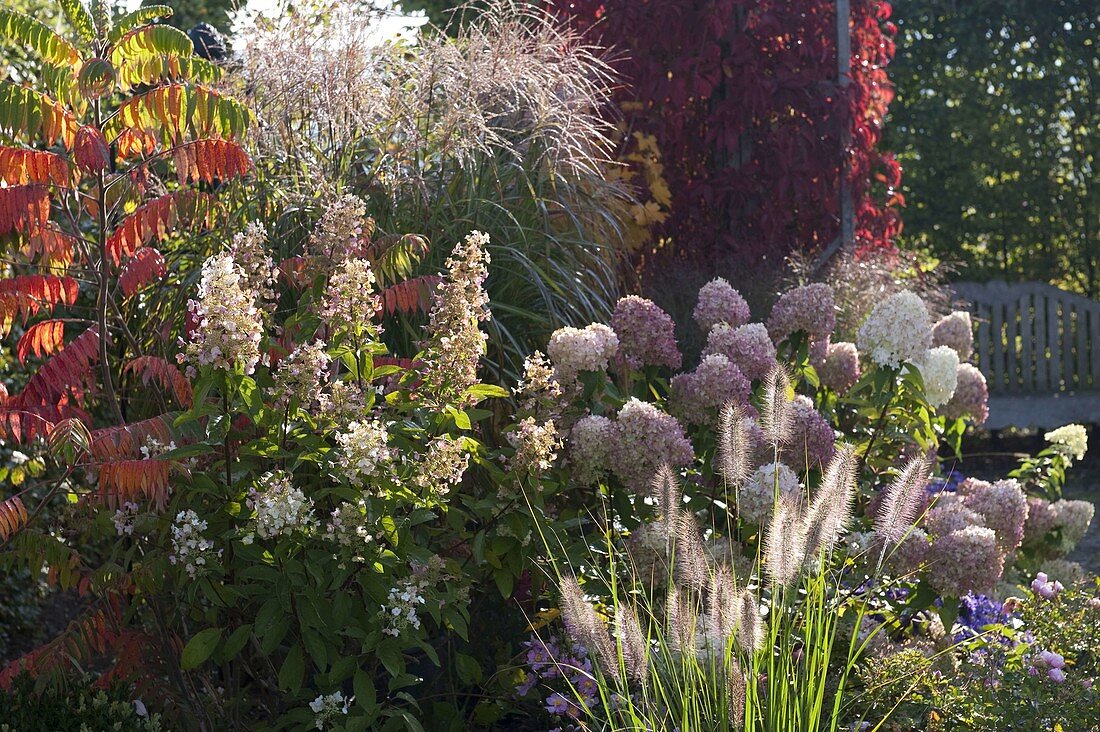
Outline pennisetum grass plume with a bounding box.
[873,455,933,573]
[765,493,809,588]
[803,444,859,561]
[674,511,711,595]
[759,363,794,451]
[717,401,751,490]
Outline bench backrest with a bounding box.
[952,280,1100,395]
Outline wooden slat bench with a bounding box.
[953,280,1100,430]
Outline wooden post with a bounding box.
[836,0,854,250]
[811,0,854,273]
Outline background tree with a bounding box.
[142,0,237,34]
[887,0,1098,296]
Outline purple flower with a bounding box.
[1030,572,1064,600]
[668,354,750,427]
[610,296,681,371]
[694,278,751,332]
[767,283,836,343]
[545,692,571,715]
[703,322,776,381]
[786,395,835,469]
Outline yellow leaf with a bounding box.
[525,607,560,631]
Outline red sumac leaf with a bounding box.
[119,247,166,297]
[17,319,65,362]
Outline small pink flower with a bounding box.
[1031,572,1064,599]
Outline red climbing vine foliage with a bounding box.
[550,0,901,267]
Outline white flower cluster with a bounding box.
[320,258,381,333]
[246,471,316,540]
[546,323,619,381]
[309,193,370,264]
[272,340,331,410]
[737,462,802,525]
[139,437,177,459]
[412,436,469,497]
[917,345,960,408]
[179,253,264,378]
[382,579,427,637]
[507,417,560,476]
[1044,424,1088,462]
[228,221,278,306]
[335,419,392,486]
[309,690,350,730]
[112,501,140,537]
[170,509,219,578]
[420,231,492,406]
[857,291,932,368]
[323,499,375,561]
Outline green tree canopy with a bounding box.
[887,0,1098,296]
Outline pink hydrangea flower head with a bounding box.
[959,477,1028,552]
[608,398,694,494]
[669,354,750,427]
[926,525,1003,596]
[1024,497,1059,542]
[921,494,985,537]
[932,310,974,361]
[610,296,681,371]
[786,395,835,469]
[766,283,836,344]
[815,341,861,394]
[941,363,989,425]
[888,527,931,575]
[694,278,751,333]
[703,322,776,381]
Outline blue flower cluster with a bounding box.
[926,467,965,495]
[955,593,1005,641]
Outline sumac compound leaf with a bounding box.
[172,139,251,185]
[0,146,75,187]
[119,247,167,296]
[124,357,192,407]
[378,275,441,317]
[0,185,51,236]
[97,459,171,510]
[73,125,111,173]
[0,9,80,66]
[0,495,28,542]
[0,274,80,336]
[109,84,252,146]
[106,191,220,263]
[17,319,66,362]
[0,82,79,149]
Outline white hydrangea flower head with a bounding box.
[857,291,933,368]
[248,471,317,539]
[737,462,802,525]
[169,509,220,577]
[1044,424,1088,462]
[179,252,264,378]
[917,345,960,408]
[335,419,392,487]
[546,323,620,381]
